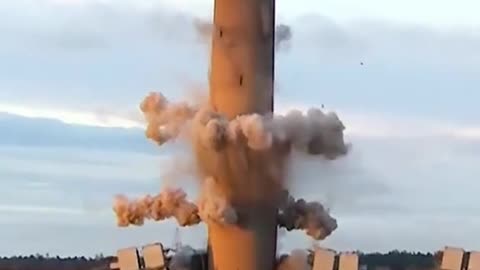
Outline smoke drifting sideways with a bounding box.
[113,177,237,227]
[140,92,347,157]
[194,19,292,51]
[113,91,348,241]
[278,191,337,240]
[113,188,201,227]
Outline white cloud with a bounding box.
[0,103,142,128]
[3,99,480,142]
[0,204,85,215]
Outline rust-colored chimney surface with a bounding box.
[209,0,275,118]
[208,0,277,269]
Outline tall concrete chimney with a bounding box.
[209,0,275,117]
[208,0,277,269]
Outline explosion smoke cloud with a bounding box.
[139,92,195,145]
[112,177,238,226]
[140,92,347,158]
[277,191,338,240]
[113,188,201,227]
[114,91,348,241]
[197,177,238,225]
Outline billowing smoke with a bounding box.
[277,191,337,240]
[169,245,196,270]
[114,91,348,241]
[197,177,238,225]
[277,249,312,270]
[112,175,237,226]
[113,188,200,227]
[139,92,196,145]
[276,24,292,50]
[139,92,347,158]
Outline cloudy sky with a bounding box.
[1,0,480,257]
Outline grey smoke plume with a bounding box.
[276,24,292,50]
[140,92,347,158]
[277,249,312,270]
[277,190,338,240]
[113,188,201,227]
[169,245,196,270]
[114,91,348,240]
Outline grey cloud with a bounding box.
[2,2,480,123]
[293,15,360,51]
[7,1,479,67]
[289,14,480,67]
[3,2,480,58]
[0,112,154,153]
[0,1,204,51]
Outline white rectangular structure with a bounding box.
[468,251,480,270]
[117,247,141,270]
[142,243,166,269]
[313,248,335,270]
[339,253,359,270]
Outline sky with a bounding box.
[1,0,480,257]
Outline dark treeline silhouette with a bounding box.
[359,250,441,270]
[0,254,114,270]
[0,251,441,270]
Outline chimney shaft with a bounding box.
[208,0,277,269]
[209,0,275,118]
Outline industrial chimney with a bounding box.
[207,0,277,269]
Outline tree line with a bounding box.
[0,250,441,270]
[359,250,441,270]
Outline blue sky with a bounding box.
[1,0,480,256]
